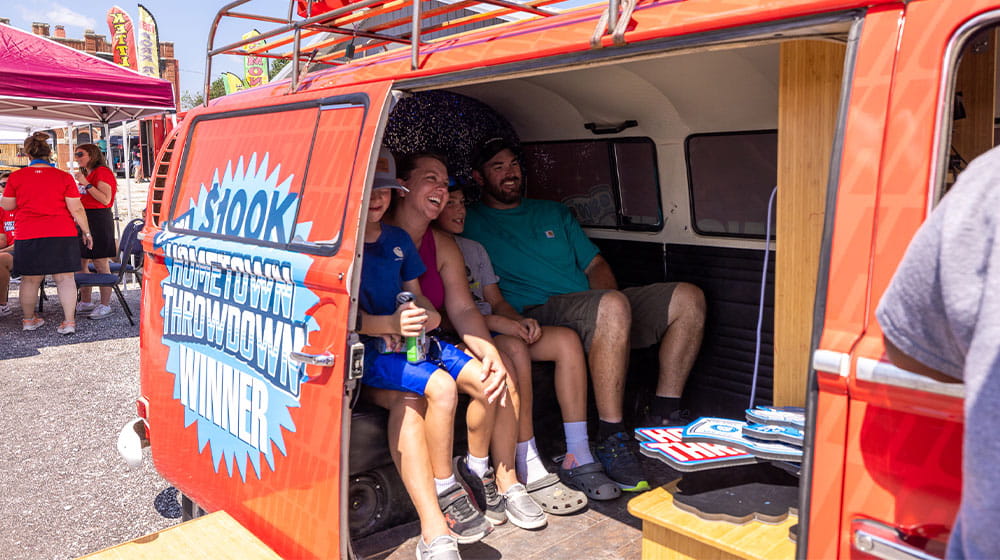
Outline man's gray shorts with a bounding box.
[522,283,679,351]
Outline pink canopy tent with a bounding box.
[0,23,175,123]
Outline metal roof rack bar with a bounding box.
[204,0,572,103]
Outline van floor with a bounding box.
[353,456,683,559]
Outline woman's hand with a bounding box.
[478,352,510,406]
[82,232,93,250]
[395,302,428,337]
[73,170,88,185]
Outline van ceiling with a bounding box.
[448,42,782,145]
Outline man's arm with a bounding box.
[584,254,618,290]
[882,335,959,384]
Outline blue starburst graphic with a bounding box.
[154,153,319,481]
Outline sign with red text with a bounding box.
[106,6,138,70]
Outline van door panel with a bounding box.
[805,6,903,559]
[142,82,391,559]
[832,2,1000,557]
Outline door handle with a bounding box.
[289,351,335,367]
[852,519,942,560]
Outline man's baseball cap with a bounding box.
[373,146,408,191]
[473,137,520,170]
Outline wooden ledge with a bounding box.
[628,483,796,560]
[79,511,281,560]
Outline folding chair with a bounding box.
[88,218,145,287]
[75,218,144,326]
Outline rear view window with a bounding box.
[686,131,777,238]
[521,138,662,231]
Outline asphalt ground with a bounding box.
[0,282,179,560]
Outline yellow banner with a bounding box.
[137,5,161,78]
[242,30,270,89]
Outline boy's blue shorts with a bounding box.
[362,338,474,395]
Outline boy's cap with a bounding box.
[373,146,408,191]
[473,137,520,170]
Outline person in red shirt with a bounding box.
[0,171,13,318]
[1,132,93,334]
[72,143,117,320]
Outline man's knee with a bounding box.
[595,290,631,329]
[671,283,706,324]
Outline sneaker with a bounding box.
[22,317,45,331]
[643,409,693,428]
[415,534,461,560]
[453,456,506,525]
[89,304,114,320]
[437,484,492,544]
[594,431,650,492]
[0,302,11,317]
[76,301,96,313]
[57,321,76,335]
[502,483,547,530]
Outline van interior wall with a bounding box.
[445,42,787,419]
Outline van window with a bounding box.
[167,102,367,252]
[685,130,777,238]
[521,138,662,231]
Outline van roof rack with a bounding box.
[205,0,608,103]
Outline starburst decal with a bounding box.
[154,154,321,481]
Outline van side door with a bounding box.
[141,82,391,559]
[820,2,1000,558]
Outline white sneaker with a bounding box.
[89,304,114,320]
[76,301,96,313]
[0,302,11,317]
[415,535,461,560]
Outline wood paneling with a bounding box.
[79,511,281,559]
[629,485,797,560]
[951,29,997,165]
[774,40,845,407]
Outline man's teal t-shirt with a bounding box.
[463,198,599,312]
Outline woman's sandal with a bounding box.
[525,472,587,515]
[559,462,622,501]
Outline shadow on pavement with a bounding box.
[0,283,142,359]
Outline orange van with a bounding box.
[120,0,999,557]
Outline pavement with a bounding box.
[1,206,181,559]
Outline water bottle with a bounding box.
[396,292,425,362]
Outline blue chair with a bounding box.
[88,218,145,285]
[75,218,144,325]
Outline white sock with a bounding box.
[563,421,595,467]
[466,453,490,478]
[434,475,457,495]
[516,438,550,484]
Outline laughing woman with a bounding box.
[72,143,118,320]
[1,132,93,335]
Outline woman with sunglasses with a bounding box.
[1,132,92,334]
[72,144,117,320]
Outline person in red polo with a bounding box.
[72,143,118,320]
[1,132,93,334]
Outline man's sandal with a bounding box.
[525,472,587,515]
[559,462,622,501]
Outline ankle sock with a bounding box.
[597,420,625,441]
[516,438,550,484]
[562,422,595,467]
[651,396,682,418]
[466,453,490,478]
[435,474,457,495]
